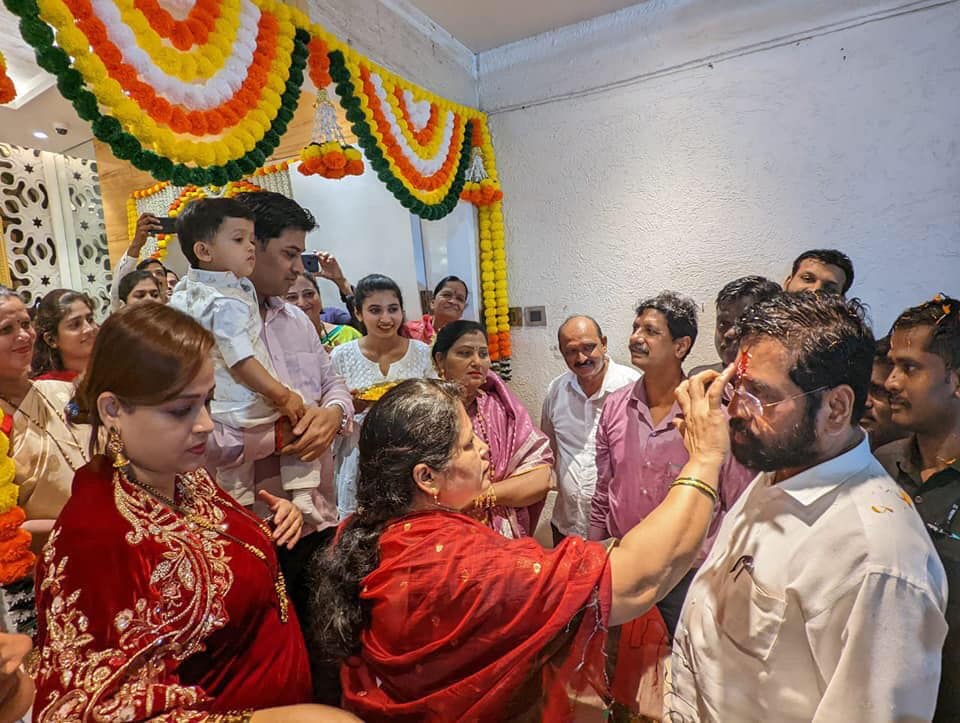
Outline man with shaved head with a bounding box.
[541,315,639,542]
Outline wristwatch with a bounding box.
[330,403,349,435]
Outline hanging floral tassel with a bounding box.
[299,36,363,179]
[0,52,16,105]
[461,122,503,206]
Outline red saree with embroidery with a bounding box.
[340,510,616,722]
[32,456,312,721]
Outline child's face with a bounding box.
[196,217,257,277]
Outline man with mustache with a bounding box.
[588,292,753,635]
[541,315,639,543]
[876,295,960,721]
[861,336,908,451]
[690,276,782,375]
[665,293,946,722]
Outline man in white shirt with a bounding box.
[665,292,946,722]
[541,315,639,542]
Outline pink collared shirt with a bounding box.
[588,378,754,565]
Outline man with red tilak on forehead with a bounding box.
[665,292,946,722]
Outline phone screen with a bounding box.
[301,253,320,273]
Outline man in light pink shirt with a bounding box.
[589,291,753,634]
[205,192,353,618]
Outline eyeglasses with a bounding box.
[927,501,960,542]
[724,382,828,418]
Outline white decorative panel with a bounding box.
[62,155,111,317]
[0,144,63,304]
[0,143,112,317]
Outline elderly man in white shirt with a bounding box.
[541,315,639,542]
[665,292,946,723]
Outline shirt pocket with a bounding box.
[713,564,786,661]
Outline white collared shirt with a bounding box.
[665,437,947,722]
[540,359,640,537]
[170,268,278,428]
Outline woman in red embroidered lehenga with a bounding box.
[31,304,358,723]
[306,369,737,722]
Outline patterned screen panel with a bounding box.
[0,144,111,316]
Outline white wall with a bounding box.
[478,0,960,413]
[290,162,422,316]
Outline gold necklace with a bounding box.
[118,468,289,624]
[0,383,90,468]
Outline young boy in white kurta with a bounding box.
[169,197,322,523]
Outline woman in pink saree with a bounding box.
[433,321,553,538]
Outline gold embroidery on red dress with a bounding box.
[35,468,234,721]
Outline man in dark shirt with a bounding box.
[875,294,960,722]
[861,335,908,451]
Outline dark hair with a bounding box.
[118,270,161,303]
[166,269,180,283]
[716,276,782,309]
[31,289,96,377]
[791,249,855,294]
[232,191,317,247]
[175,197,256,268]
[294,271,322,297]
[433,320,487,359]
[72,304,215,456]
[890,295,960,372]
[433,275,468,299]
[874,334,892,364]
[736,292,875,424]
[636,291,699,360]
[557,315,604,345]
[307,379,464,663]
[353,274,405,333]
[136,258,167,274]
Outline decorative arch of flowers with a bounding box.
[5,0,512,367]
[0,411,35,588]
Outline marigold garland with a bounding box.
[0,51,15,104]
[298,141,363,179]
[0,411,35,585]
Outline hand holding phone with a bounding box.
[300,252,320,274]
[155,217,178,234]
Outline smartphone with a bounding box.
[155,217,178,234]
[301,252,320,273]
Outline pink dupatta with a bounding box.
[469,372,554,537]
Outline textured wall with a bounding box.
[480,0,960,414]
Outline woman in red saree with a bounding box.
[433,321,553,538]
[32,304,356,723]
[307,369,736,721]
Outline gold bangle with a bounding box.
[670,477,718,504]
[473,485,497,511]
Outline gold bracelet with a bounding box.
[473,485,498,511]
[670,477,718,504]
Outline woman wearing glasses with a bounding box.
[405,276,469,344]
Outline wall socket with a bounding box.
[508,307,523,326]
[524,306,547,327]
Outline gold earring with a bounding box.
[432,490,440,505]
[107,427,129,469]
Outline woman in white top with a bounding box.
[331,274,435,516]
